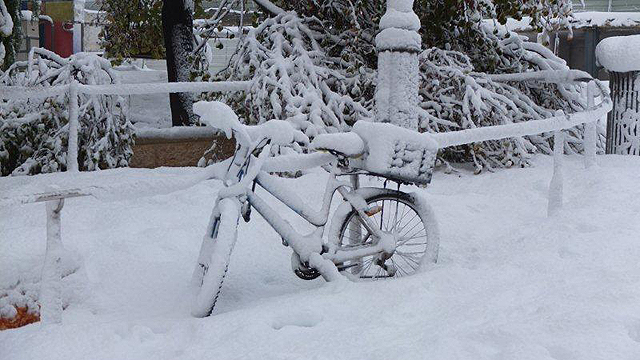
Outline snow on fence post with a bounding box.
[605,70,640,155]
[39,79,79,325]
[67,80,80,172]
[40,198,65,325]
[584,80,597,169]
[374,0,421,130]
[596,35,640,155]
[548,129,564,217]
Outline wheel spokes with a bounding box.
[340,195,429,280]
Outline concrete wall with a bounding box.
[81,11,103,53]
[16,19,39,62]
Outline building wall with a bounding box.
[16,19,39,61]
[519,26,640,81]
[40,0,74,58]
[576,0,640,12]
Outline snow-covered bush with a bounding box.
[415,0,573,74]
[0,48,134,176]
[0,0,19,69]
[215,1,601,171]
[419,41,606,171]
[214,12,370,137]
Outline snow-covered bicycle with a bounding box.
[190,101,440,317]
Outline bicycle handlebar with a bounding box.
[193,100,309,148]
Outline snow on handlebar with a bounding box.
[193,101,309,147]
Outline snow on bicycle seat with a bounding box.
[310,132,365,157]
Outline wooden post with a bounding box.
[548,130,564,217]
[40,199,65,325]
[584,81,597,169]
[67,81,79,172]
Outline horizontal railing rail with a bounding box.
[0,75,612,325]
[0,80,250,100]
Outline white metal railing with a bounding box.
[0,80,250,325]
[428,77,609,217]
[0,75,611,324]
[0,80,251,177]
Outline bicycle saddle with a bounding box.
[310,132,365,158]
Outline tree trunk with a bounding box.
[162,0,195,126]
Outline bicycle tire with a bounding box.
[329,187,439,279]
[190,197,241,317]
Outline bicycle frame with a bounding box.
[215,141,397,278]
[250,167,398,261]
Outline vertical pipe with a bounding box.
[239,0,245,40]
[67,81,79,172]
[348,174,362,274]
[548,130,564,217]
[73,0,85,53]
[584,81,597,168]
[606,73,614,154]
[40,199,65,325]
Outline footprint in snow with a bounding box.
[271,310,323,330]
[625,319,640,343]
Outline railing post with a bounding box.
[40,198,65,325]
[40,80,79,325]
[67,80,79,172]
[548,129,564,217]
[584,81,597,168]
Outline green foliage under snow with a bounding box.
[0,48,134,176]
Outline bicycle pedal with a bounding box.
[241,202,251,222]
[364,205,382,216]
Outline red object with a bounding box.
[41,21,73,58]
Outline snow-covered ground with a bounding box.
[2,155,640,359]
[116,68,172,128]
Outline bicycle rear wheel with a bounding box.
[331,188,439,279]
[191,198,240,317]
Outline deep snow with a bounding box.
[2,155,640,359]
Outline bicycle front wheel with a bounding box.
[330,188,439,280]
[191,197,241,317]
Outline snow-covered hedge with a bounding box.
[419,45,606,171]
[214,9,604,172]
[214,12,371,137]
[0,48,134,176]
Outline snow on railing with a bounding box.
[0,75,610,324]
[432,77,610,217]
[0,79,250,325]
[486,69,593,84]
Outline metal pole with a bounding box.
[67,81,79,172]
[239,0,245,40]
[40,199,65,325]
[584,81,597,169]
[348,174,362,274]
[548,130,564,217]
